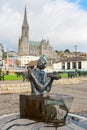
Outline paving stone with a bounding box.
[0,78,87,129]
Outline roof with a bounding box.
[23,6,28,25]
[29,40,41,46]
[59,56,87,62]
[26,60,38,67]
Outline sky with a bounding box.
[0,0,87,52]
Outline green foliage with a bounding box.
[60,73,68,78]
[3,73,68,81]
[2,52,7,60]
[55,50,62,56]
[4,74,23,80]
[64,49,70,53]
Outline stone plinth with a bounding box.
[20,93,74,127]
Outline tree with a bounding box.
[15,59,21,66]
[64,49,70,53]
[2,52,7,60]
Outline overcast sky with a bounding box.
[0,0,87,52]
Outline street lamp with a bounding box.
[75,45,77,76]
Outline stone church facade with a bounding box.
[18,7,53,58]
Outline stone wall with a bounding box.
[0,82,31,94]
[0,77,87,94]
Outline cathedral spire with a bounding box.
[22,6,29,39]
[23,6,28,25]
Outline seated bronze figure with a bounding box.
[28,55,60,95]
[20,55,74,128]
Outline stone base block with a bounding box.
[20,93,74,127]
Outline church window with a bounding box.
[25,31,27,37]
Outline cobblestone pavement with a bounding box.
[1,113,86,130]
[0,80,87,117]
[0,79,87,130]
[51,83,87,117]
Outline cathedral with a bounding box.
[18,7,53,58]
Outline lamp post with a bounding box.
[6,49,9,74]
[75,45,77,76]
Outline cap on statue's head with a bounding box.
[37,54,47,69]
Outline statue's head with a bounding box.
[37,55,47,69]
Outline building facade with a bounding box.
[18,7,53,58]
[53,56,87,72]
[17,55,39,67]
[0,43,4,61]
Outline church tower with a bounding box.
[18,6,29,55]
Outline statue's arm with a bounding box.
[30,70,53,92]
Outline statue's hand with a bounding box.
[47,72,61,80]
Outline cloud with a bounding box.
[0,0,87,52]
[0,5,22,51]
[29,0,87,52]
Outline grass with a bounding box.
[3,73,68,81]
[60,73,68,78]
[4,74,23,80]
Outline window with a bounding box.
[78,62,81,69]
[67,62,70,69]
[72,62,76,69]
[62,63,65,69]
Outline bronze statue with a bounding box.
[28,55,60,95]
[20,55,74,128]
